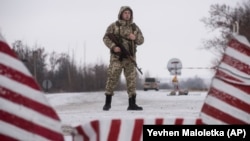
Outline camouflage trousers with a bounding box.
[105,58,136,98]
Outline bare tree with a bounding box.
[12,41,47,88]
[201,0,250,66]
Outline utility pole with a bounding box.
[233,21,239,34]
[84,41,86,69]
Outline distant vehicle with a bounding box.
[143,77,159,91]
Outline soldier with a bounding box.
[102,6,144,111]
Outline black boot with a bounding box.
[127,95,143,110]
[103,95,112,111]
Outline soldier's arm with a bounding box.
[103,23,117,50]
[134,25,144,45]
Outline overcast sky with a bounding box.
[0,0,241,80]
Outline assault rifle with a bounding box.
[107,33,143,75]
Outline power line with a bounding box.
[182,67,216,70]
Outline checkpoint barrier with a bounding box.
[72,117,203,141]
[200,34,250,124]
[0,33,65,141]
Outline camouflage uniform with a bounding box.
[103,6,144,98]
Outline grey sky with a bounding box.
[0,0,240,80]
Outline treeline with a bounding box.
[11,40,209,93]
[12,40,106,92]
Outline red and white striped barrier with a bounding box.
[72,117,202,141]
[200,34,250,124]
[0,34,65,140]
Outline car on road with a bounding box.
[143,77,159,91]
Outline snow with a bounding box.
[45,90,208,140]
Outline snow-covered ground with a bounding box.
[46,90,208,140]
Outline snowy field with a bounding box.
[45,90,208,140]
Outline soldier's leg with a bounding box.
[123,60,136,97]
[105,60,123,95]
[123,60,142,110]
[103,61,122,111]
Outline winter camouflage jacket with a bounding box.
[103,6,144,61]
